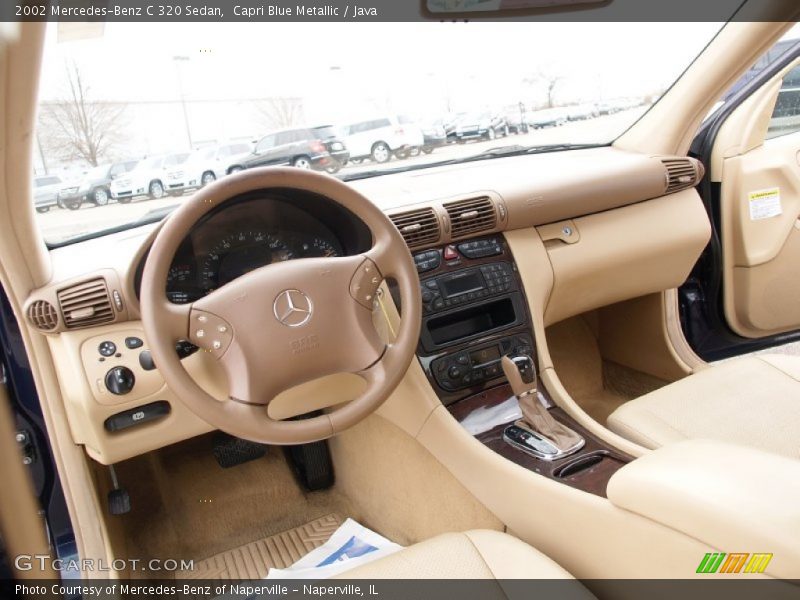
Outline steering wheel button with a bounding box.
[349,258,382,308]
[189,309,233,357]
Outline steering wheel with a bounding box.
[140,168,421,444]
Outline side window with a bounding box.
[348,122,367,135]
[767,64,800,139]
[275,130,301,145]
[256,135,276,152]
[37,176,61,186]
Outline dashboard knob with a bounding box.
[105,366,135,395]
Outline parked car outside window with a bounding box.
[57,160,138,210]
[169,143,254,192]
[33,174,63,213]
[340,116,424,163]
[110,153,189,202]
[230,127,349,173]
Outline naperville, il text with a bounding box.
[233,5,379,18]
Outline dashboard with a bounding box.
[33,147,709,464]
[134,191,371,304]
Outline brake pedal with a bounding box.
[286,439,334,491]
[107,464,131,515]
[212,432,267,468]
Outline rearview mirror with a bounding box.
[425,0,609,15]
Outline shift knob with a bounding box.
[501,354,537,398]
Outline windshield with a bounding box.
[33,21,723,244]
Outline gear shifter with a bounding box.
[501,355,584,460]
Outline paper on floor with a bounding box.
[266,518,402,579]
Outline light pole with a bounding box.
[173,55,193,150]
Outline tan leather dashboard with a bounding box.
[22,147,709,463]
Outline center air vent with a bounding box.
[662,158,700,194]
[58,278,114,329]
[444,196,498,239]
[389,208,441,247]
[27,300,59,331]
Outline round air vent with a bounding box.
[27,300,59,331]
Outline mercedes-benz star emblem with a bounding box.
[273,289,313,327]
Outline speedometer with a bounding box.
[201,231,293,290]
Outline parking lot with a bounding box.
[37,109,643,244]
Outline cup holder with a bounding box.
[554,451,621,478]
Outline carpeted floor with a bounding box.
[100,433,358,568]
[546,315,668,425]
[93,413,503,576]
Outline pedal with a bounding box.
[107,464,131,515]
[212,432,267,468]
[108,488,131,515]
[285,440,334,491]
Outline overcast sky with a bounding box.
[34,21,799,159]
[40,22,726,106]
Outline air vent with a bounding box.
[389,208,441,247]
[27,300,59,331]
[58,278,114,329]
[444,196,498,239]
[662,158,700,194]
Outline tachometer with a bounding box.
[201,231,293,290]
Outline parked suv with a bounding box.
[528,107,569,129]
[57,160,138,210]
[339,116,424,163]
[452,112,509,142]
[110,153,188,202]
[33,174,63,213]
[502,105,530,135]
[419,122,448,154]
[230,127,349,173]
[171,142,253,192]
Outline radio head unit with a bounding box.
[421,262,516,316]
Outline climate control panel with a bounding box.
[431,333,533,392]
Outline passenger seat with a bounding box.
[607,355,800,459]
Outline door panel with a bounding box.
[0,376,53,579]
[724,134,800,336]
[713,59,800,338]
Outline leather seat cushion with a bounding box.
[337,530,574,579]
[607,355,800,458]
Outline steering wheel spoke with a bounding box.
[364,238,396,277]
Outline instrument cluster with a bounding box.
[134,193,369,304]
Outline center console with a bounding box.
[413,236,532,405]
[411,235,630,497]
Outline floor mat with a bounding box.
[178,514,343,580]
